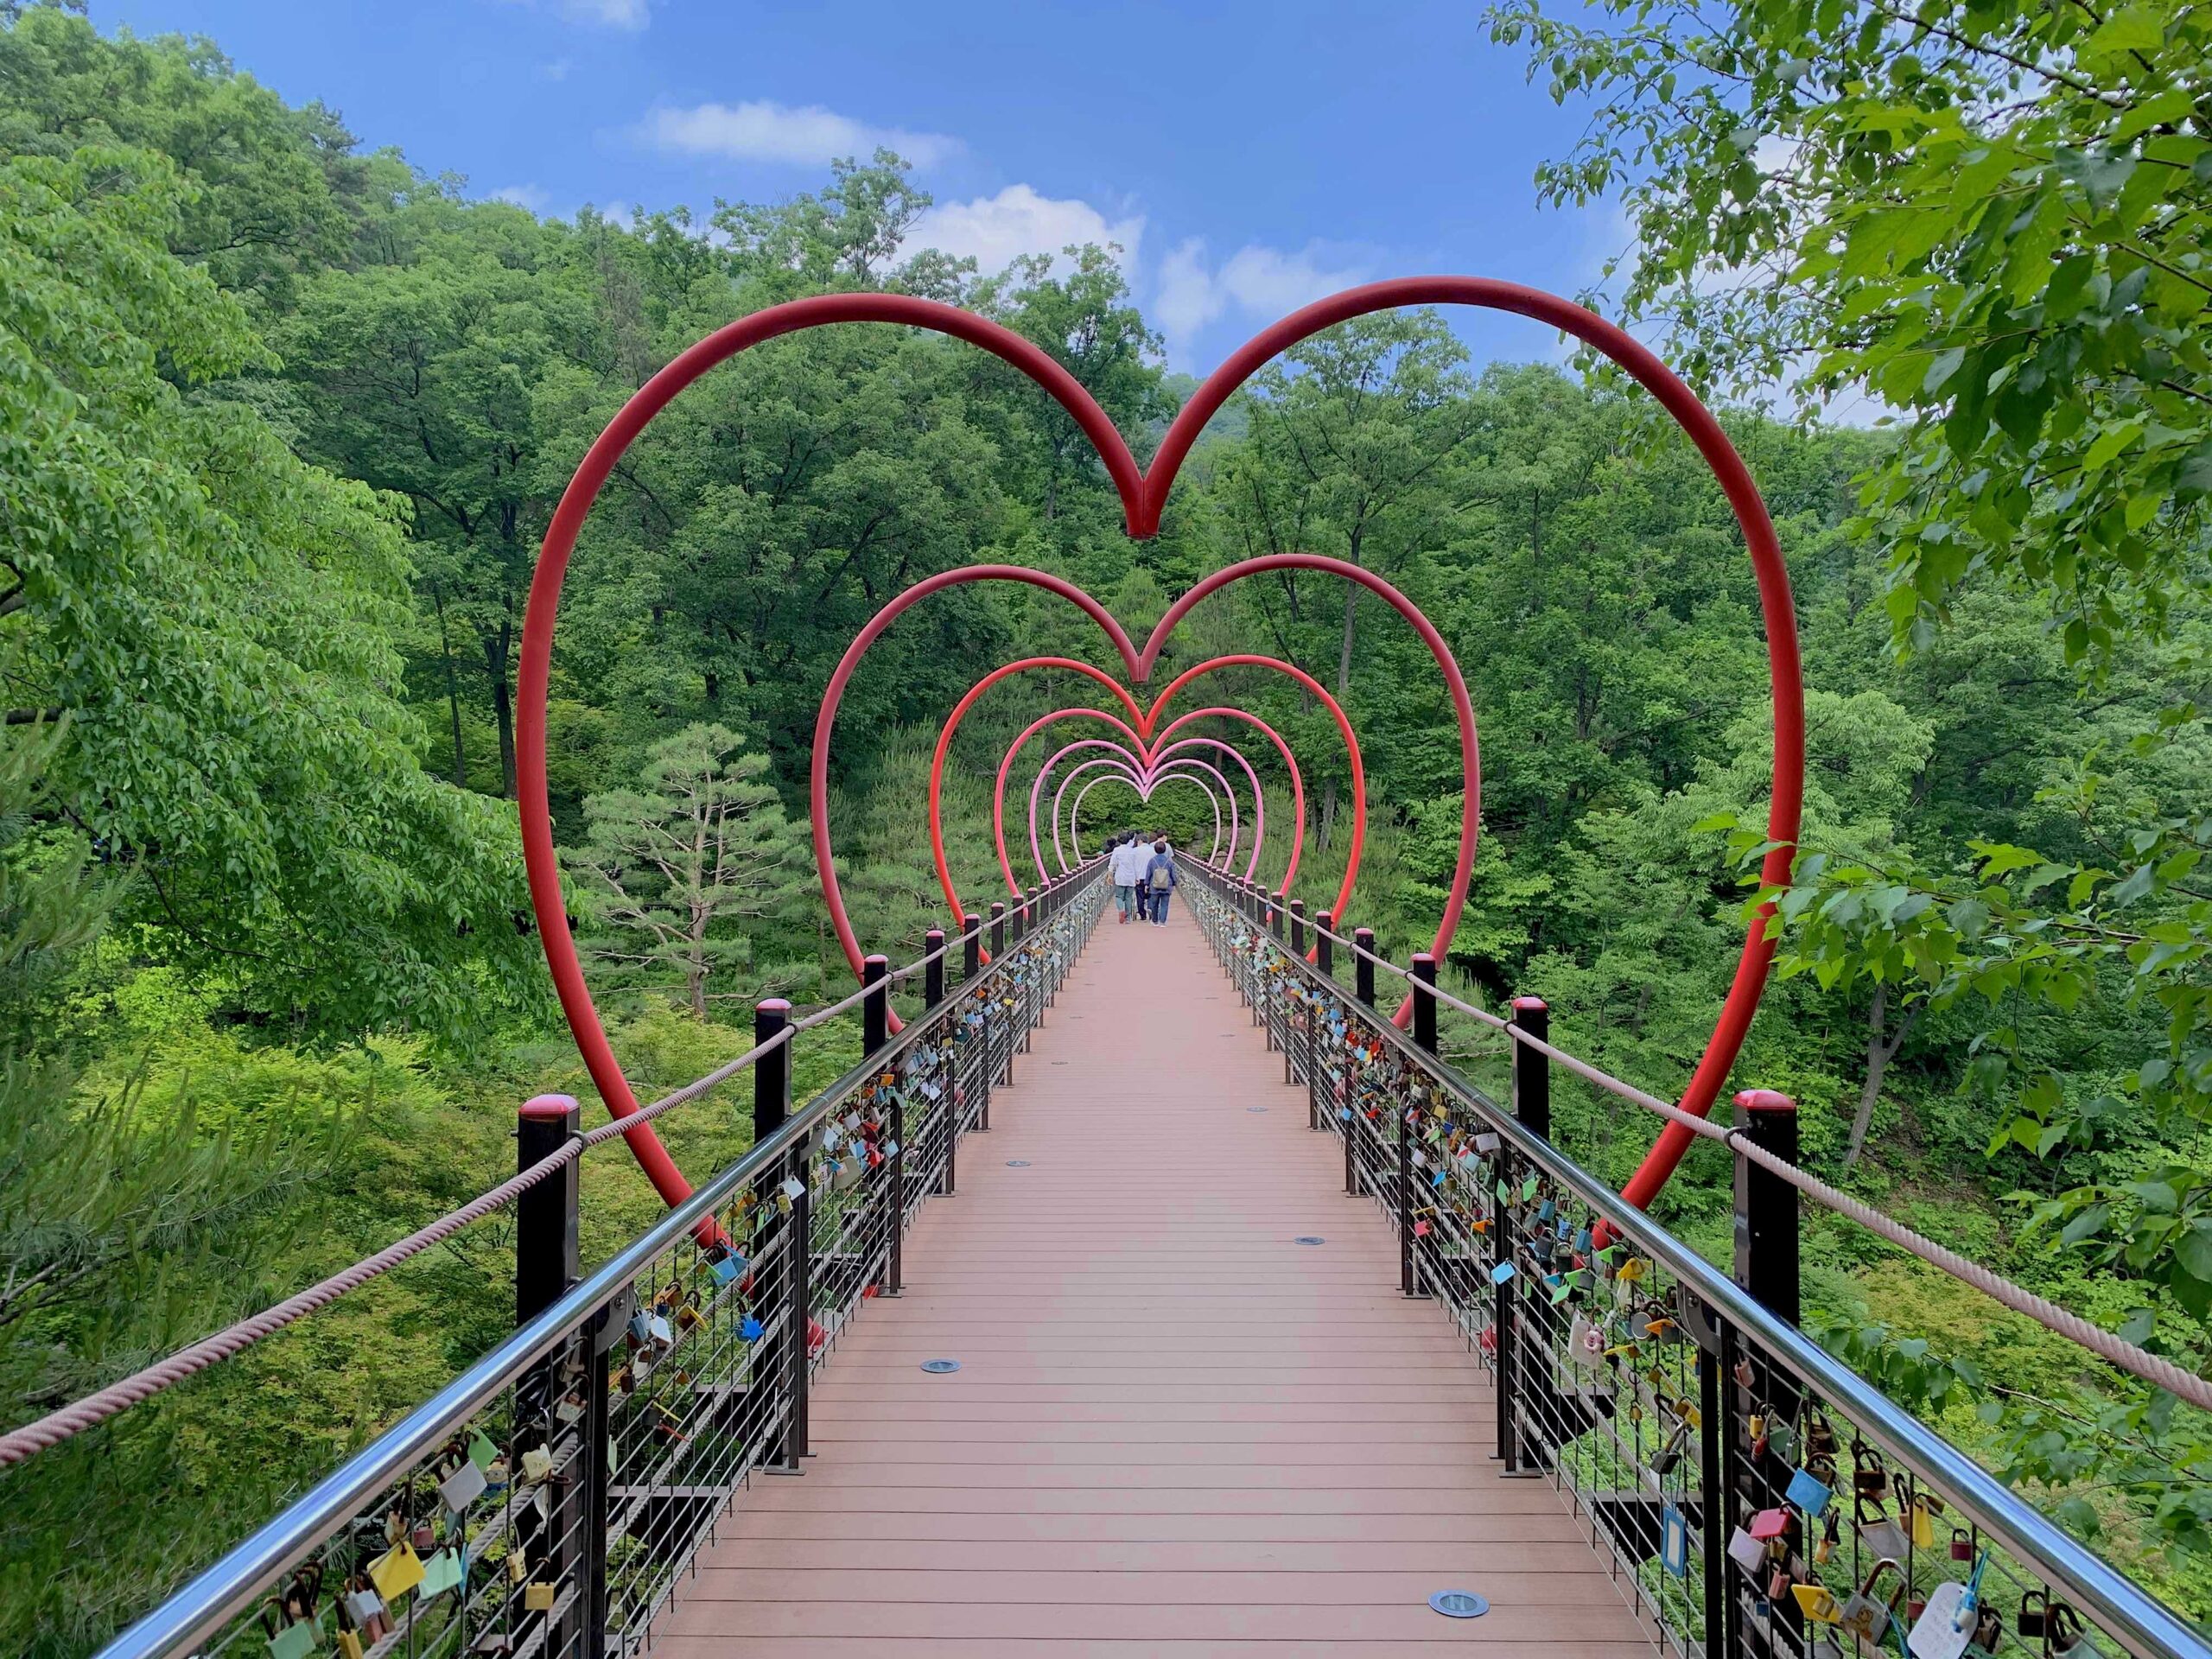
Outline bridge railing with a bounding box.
[1185,865,2208,1659]
[99,862,1109,1659]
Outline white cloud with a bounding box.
[1152,238,1374,364]
[563,0,649,24]
[491,184,550,212]
[909,185,1142,275]
[539,59,571,81]
[642,100,961,168]
[491,0,652,29]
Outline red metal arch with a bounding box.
[1026,738,1257,882]
[522,280,1797,1217]
[1036,747,1240,871]
[932,653,1364,957]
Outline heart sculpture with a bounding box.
[937,653,1364,955]
[1058,713,1306,890]
[1050,751,1251,876]
[996,716,1256,898]
[1034,746,1243,870]
[1021,734,1262,882]
[519,278,1802,1221]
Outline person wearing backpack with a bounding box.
[1144,838,1177,924]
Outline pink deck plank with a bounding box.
[666,907,1649,1653]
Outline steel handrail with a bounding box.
[1185,864,2209,1659]
[98,861,1106,1659]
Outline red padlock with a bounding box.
[1949,1525,1974,1561]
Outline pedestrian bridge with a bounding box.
[60,861,2208,1659]
[14,279,2209,1659]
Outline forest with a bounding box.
[1,0,2209,1649]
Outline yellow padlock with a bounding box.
[1791,1582,1844,1624]
[1910,1493,1936,1551]
[524,1580,558,1611]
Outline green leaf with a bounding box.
[2085,6,2165,55]
[2177,1225,2212,1285]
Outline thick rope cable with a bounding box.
[0,902,1089,1468]
[1235,894,2212,1411]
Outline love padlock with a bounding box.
[1839,1559,1907,1645]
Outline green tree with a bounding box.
[0,719,346,1653]
[276,196,603,796]
[1217,310,1482,844]
[0,144,535,1037]
[563,723,812,1016]
[1493,0,2212,1555]
[0,6,374,302]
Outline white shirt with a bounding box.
[1110,842,1149,886]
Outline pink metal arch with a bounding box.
[1080,770,1226,855]
[1052,756,1157,871]
[1051,735,1278,880]
[990,709,1148,906]
[1037,748,1235,878]
[928,656,1144,942]
[523,279,1796,1217]
[1027,734,1268,886]
[1022,739,1237,880]
[1147,708,1309,896]
[934,653,1363,955]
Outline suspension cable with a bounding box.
[1224,886,2212,1413]
[0,893,1081,1467]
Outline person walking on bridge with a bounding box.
[1109,831,1147,923]
[1144,837,1177,925]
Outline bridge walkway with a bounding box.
[662,902,1652,1655]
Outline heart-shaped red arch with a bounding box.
[519,278,1802,1224]
[1023,736,1260,885]
[933,653,1366,969]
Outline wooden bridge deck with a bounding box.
[664,900,1653,1656]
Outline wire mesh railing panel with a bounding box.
[105,870,1108,1659]
[1183,867,2207,1659]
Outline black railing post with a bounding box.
[1271,894,1286,943]
[925,929,948,1198]
[516,1095,582,1327]
[1288,899,1306,957]
[1316,912,1336,1143]
[1412,953,1438,1055]
[990,900,1006,962]
[516,1095,589,1656]
[1403,956,1437,1297]
[962,913,980,982]
[752,998,803,1468]
[1723,1089,1800,1658]
[1733,1090,1801,1324]
[863,955,900,1300]
[1510,997,1549,1138]
[1354,928,1376,1007]
[1701,1325,1731,1656]
[862,953,890,1053]
[1497,996,1548,1475]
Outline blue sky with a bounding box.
[98,0,1628,373]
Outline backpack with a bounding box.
[1148,861,1171,891]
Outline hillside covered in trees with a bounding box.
[2,2,2208,1648]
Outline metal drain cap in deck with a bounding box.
[919,1358,961,1374]
[1006,1160,1030,1166]
[1294,1236,1325,1246]
[1428,1591,1489,1618]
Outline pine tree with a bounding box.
[563,725,813,1017]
